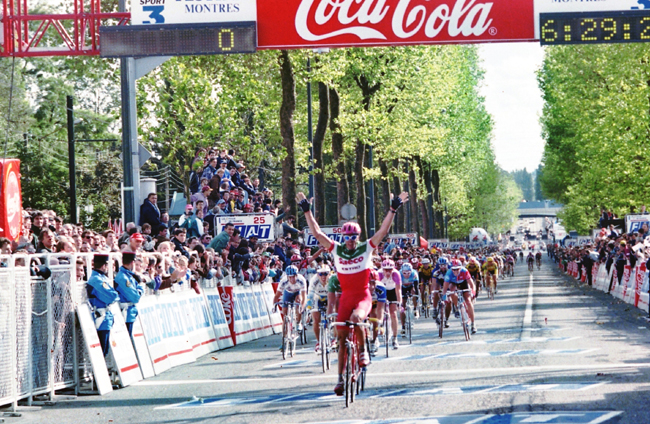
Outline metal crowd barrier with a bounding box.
[0,252,243,409]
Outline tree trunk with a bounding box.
[379,158,390,213]
[392,159,403,233]
[313,82,329,225]
[432,168,443,238]
[415,156,429,240]
[423,162,434,239]
[355,138,367,239]
[329,87,348,222]
[279,50,297,216]
[408,162,419,237]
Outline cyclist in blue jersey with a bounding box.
[400,263,419,336]
[442,259,477,334]
[432,257,451,327]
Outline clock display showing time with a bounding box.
[540,10,650,45]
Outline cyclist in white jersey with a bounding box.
[306,265,331,352]
[297,190,409,396]
[272,265,307,344]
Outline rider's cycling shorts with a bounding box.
[449,280,469,291]
[386,288,398,303]
[486,269,496,275]
[401,284,419,298]
[282,290,300,306]
[306,295,327,311]
[374,286,387,304]
[336,291,372,327]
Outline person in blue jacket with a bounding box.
[86,254,120,357]
[114,252,143,337]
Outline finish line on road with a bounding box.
[156,382,606,410]
[293,411,622,424]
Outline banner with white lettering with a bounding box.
[216,213,276,242]
[257,0,535,49]
[304,226,343,247]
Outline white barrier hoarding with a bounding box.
[108,303,144,387]
[216,213,275,242]
[388,233,418,248]
[132,0,256,25]
[626,214,650,233]
[533,0,646,38]
[304,226,342,247]
[76,303,113,395]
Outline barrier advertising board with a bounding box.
[131,317,155,378]
[216,213,276,242]
[304,226,343,247]
[626,214,650,233]
[76,303,113,395]
[107,303,143,387]
[0,160,22,242]
[202,289,235,349]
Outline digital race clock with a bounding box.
[540,10,650,45]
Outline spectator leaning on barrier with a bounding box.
[171,228,190,258]
[86,254,120,357]
[114,252,143,337]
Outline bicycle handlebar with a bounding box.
[330,321,372,329]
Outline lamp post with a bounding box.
[444,199,448,240]
[307,57,314,207]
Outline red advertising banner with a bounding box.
[0,160,22,242]
[217,286,236,345]
[257,0,536,50]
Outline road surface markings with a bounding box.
[288,411,622,424]
[155,383,606,410]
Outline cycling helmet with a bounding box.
[369,269,380,282]
[487,257,494,262]
[341,222,361,235]
[450,259,462,270]
[382,259,395,269]
[437,257,449,266]
[285,265,298,276]
[317,265,331,274]
[410,257,419,264]
[421,258,431,265]
[401,263,413,272]
[290,254,302,263]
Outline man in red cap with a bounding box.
[125,233,145,252]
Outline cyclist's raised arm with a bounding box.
[371,192,409,247]
[296,192,332,251]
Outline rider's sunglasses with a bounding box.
[318,272,329,276]
[343,235,358,241]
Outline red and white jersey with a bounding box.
[328,240,376,296]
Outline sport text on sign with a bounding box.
[257,0,535,49]
[216,213,276,242]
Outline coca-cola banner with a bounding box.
[0,159,22,242]
[257,0,535,49]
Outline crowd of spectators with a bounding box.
[550,222,650,288]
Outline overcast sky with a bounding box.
[478,42,546,173]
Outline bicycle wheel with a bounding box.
[345,345,352,407]
[282,317,290,360]
[438,304,445,339]
[321,325,327,373]
[360,367,366,391]
[384,315,390,358]
[290,337,295,358]
[408,306,413,344]
[460,304,471,341]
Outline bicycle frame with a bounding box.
[330,320,371,406]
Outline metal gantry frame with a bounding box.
[1,0,128,57]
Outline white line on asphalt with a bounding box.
[132,362,650,386]
[589,411,624,424]
[522,272,534,338]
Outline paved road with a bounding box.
[11,256,650,424]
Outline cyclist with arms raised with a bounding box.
[297,191,408,396]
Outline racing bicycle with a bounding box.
[318,310,336,373]
[278,301,300,360]
[330,320,372,407]
[402,293,419,345]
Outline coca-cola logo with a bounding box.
[4,163,22,240]
[295,0,494,41]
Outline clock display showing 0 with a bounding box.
[540,11,650,45]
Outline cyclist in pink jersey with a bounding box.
[297,190,409,396]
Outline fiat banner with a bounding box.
[257,0,536,49]
[0,160,22,242]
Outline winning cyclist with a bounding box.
[297,190,409,396]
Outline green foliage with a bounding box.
[510,169,534,201]
[539,44,650,233]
